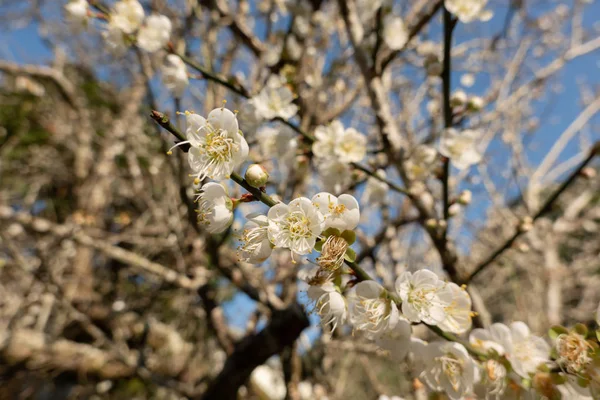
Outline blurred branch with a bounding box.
[464,142,599,283]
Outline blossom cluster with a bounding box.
[64,0,189,97]
[64,2,600,399]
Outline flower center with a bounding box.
[355,297,389,331]
[285,212,312,240]
[437,353,464,390]
[556,333,592,372]
[203,128,236,162]
[329,203,346,216]
[317,235,348,271]
[241,226,268,252]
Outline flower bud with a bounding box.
[448,203,462,217]
[467,96,484,112]
[519,216,533,233]
[245,164,269,188]
[457,190,472,205]
[580,167,596,179]
[450,90,468,107]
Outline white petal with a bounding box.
[208,107,239,134]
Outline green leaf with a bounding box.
[344,247,356,263]
[596,329,600,342]
[548,325,568,340]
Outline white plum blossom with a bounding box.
[439,128,483,170]
[437,283,473,334]
[250,76,298,120]
[267,197,325,258]
[374,318,412,361]
[383,15,408,50]
[349,281,399,338]
[239,213,272,264]
[137,14,172,53]
[256,126,298,165]
[161,54,188,98]
[311,192,359,231]
[317,158,353,194]
[362,169,388,205]
[395,269,453,325]
[473,359,508,398]
[406,145,437,181]
[196,183,233,234]
[311,282,348,332]
[445,0,493,24]
[469,323,510,355]
[502,322,551,379]
[470,322,550,378]
[102,23,128,56]
[420,341,477,400]
[179,107,248,181]
[110,0,145,34]
[64,0,89,30]
[312,120,366,163]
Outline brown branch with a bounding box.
[463,142,599,283]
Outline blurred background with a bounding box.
[0,0,599,399]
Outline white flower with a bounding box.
[178,108,248,181]
[375,318,412,361]
[596,301,600,326]
[473,359,507,398]
[313,283,348,332]
[420,341,477,400]
[103,23,129,56]
[439,128,482,170]
[378,396,404,400]
[311,192,359,231]
[196,183,233,234]
[469,323,510,355]
[137,14,171,53]
[161,54,188,97]
[349,281,399,338]
[237,101,262,134]
[383,15,408,50]
[470,322,550,379]
[503,322,550,378]
[312,120,366,163]
[256,126,298,164]
[250,76,298,120]
[437,283,473,334]
[111,0,145,34]
[406,145,437,180]
[239,213,272,264]
[445,0,491,24]
[395,270,453,325]
[64,0,89,29]
[267,197,325,257]
[362,169,388,205]
[316,158,353,194]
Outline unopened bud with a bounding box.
[425,218,438,229]
[448,203,462,217]
[245,164,269,188]
[450,90,468,107]
[457,190,472,205]
[519,216,534,233]
[580,167,596,179]
[467,96,484,112]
